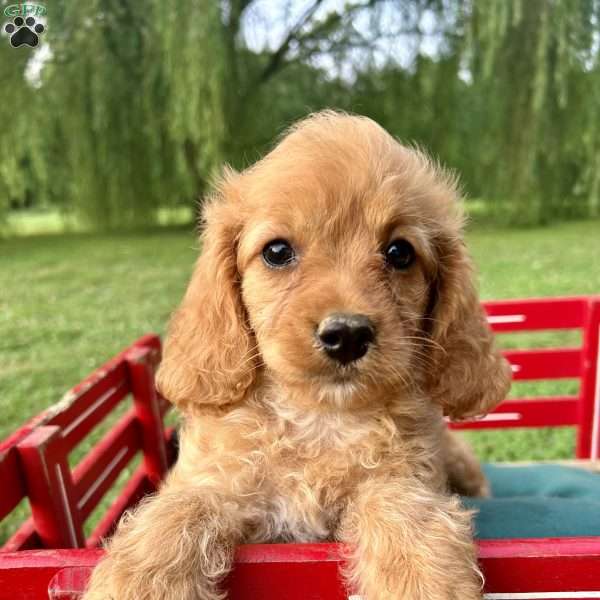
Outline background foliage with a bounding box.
[2,0,600,229]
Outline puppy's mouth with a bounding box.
[312,364,367,396]
[317,360,363,382]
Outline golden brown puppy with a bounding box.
[84,111,511,600]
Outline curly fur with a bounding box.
[83,111,511,600]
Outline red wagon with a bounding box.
[1,296,600,600]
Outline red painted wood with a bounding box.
[451,396,580,429]
[0,335,165,552]
[48,566,94,599]
[72,411,141,521]
[126,346,168,486]
[484,296,588,332]
[0,408,58,527]
[479,537,600,593]
[60,333,159,402]
[85,465,152,548]
[0,448,27,521]
[3,539,600,600]
[43,333,161,453]
[132,333,162,355]
[0,549,102,600]
[2,520,41,553]
[504,347,582,380]
[0,335,159,458]
[17,426,85,549]
[51,368,129,452]
[227,543,348,600]
[577,299,600,459]
[0,411,55,454]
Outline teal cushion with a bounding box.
[462,464,600,539]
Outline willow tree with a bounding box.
[4,0,600,228]
[0,2,42,225]
[31,0,227,229]
[466,0,600,223]
[19,0,398,228]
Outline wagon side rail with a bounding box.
[451,296,600,460]
[2,539,600,600]
[0,334,175,553]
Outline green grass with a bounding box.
[1,218,599,543]
[0,228,199,441]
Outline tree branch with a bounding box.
[257,0,325,84]
[255,0,390,85]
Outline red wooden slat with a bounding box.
[0,449,26,521]
[479,537,600,593]
[450,397,580,430]
[0,408,58,522]
[126,347,168,486]
[0,413,52,454]
[43,334,161,453]
[58,333,159,403]
[49,333,159,436]
[484,296,588,332]
[504,347,582,380]
[228,543,347,600]
[0,549,103,600]
[2,519,41,553]
[0,334,158,456]
[85,465,153,548]
[72,411,141,521]
[17,426,85,549]
[3,539,600,600]
[49,370,129,452]
[132,333,162,355]
[577,299,600,459]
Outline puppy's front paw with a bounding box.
[340,480,484,600]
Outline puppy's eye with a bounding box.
[385,239,416,270]
[262,239,296,268]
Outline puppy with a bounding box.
[83,111,511,600]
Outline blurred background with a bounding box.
[3,0,600,230]
[2,0,600,469]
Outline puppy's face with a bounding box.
[237,166,437,407]
[158,113,510,418]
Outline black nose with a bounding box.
[317,313,375,365]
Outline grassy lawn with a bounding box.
[1,218,599,542]
[1,228,198,441]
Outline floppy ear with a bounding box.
[425,233,511,420]
[156,187,257,414]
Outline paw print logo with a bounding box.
[4,16,45,48]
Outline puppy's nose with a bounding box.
[317,313,375,365]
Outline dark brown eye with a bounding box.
[262,239,296,268]
[385,239,416,270]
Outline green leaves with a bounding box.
[2,0,600,229]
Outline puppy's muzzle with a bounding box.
[317,313,375,365]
